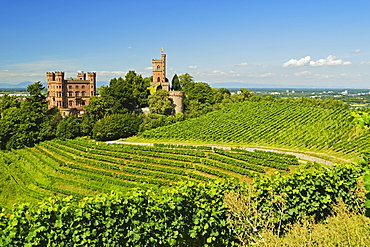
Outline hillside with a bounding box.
[138,101,370,157]
[0,138,300,209]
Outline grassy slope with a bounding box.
[136,101,369,162]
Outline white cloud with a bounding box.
[309,55,352,66]
[293,71,312,77]
[188,65,197,69]
[143,67,152,70]
[283,56,311,67]
[354,49,361,53]
[283,55,351,67]
[237,62,250,66]
[128,46,132,49]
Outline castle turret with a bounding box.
[46,72,55,82]
[77,71,86,80]
[152,53,169,91]
[87,72,96,96]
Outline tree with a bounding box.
[0,94,20,117]
[237,88,253,102]
[179,73,194,89]
[124,71,150,108]
[0,81,52,150]
[213,88,231,104]
[171,74,181,91]
[56,116,82,140]
[100,71,150,114]
[92,113,142,141]
[184,82,214,105]
[148,89,173,115]
[81,96,112,136]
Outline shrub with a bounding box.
[92,113,142,141]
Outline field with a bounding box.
[0,138,303,210]
[137,101,370,159]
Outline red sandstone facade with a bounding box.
[46,71,96,116]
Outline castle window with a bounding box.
[75,91,80,97]
[157,65,160,70]
[76,85,79,89]
[81,91,86,97]
[157,77,160,82]
[69,85,72,89]
[82,85,85,89]
[69,101,73,106]
[68,91,73,97]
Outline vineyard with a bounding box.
[138,101,370,156]
[0,138,300,209]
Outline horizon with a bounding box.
[1,0,369,89]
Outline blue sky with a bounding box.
[1,0,370,88]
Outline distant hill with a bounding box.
[0,81,36,89]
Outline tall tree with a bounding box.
[0,81,52,150]
[171,74,181,91]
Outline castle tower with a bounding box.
[151,53,169,91]
[87,72,96,97]
[77,71,86,80]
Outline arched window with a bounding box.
[157,65,160,70]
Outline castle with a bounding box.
[46,71,96,116]
[151,53,184,114]
[46,51,183,115]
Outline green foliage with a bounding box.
[178,73,194,89]
[350,111,370,129]
[0,81,56,150]
[101,71,150,113]
[148,89,173,115]
[92,113,142,141]
[0,182,239,246]
[139,113,184,131]
[0,94,20,117]
[171,74,181,91]
[254,163,365,227]
[56,116,82,140]
[139,101,370,155]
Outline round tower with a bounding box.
[169,91,185,114]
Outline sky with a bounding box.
[1,0,370,88]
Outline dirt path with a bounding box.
[106,141,336,166]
